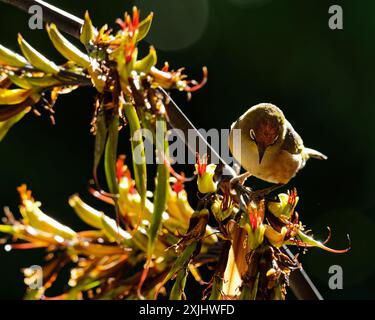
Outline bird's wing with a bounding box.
[281,121,304,155]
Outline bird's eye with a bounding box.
[249,129,256,141]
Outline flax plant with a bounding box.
[0,7,349,300]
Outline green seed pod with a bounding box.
[0,88,33,105]
[147,116,169,259]
[134,46,157,74]
[123,103,147,210]
[0,44,28,67]
[100,213,132,244]
[68,194,103,229]
[46,23,90,68]
[20,199,76,240]
[18,34,59,74]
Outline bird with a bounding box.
[229,103,327,185]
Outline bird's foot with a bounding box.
[250,184,284,202]
[229,172,252,193]
[230,173,283,204]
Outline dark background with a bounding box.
[0,0,374,299]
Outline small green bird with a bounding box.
[229,103,327,184]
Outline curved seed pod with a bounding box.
[134,46,157,74]
[147,116,169,259]
[123,103,147,210]
[46,24,90,68]
[17,34,59,74]
[104,113,119,194]
[0,224,15,234]
[26,75,63,88]
[20,199,77,240]
[1,224,62,245]
[293,230,350,253]
[6,73,33,89]
[0,88,33,105]
[74,242,127,257]
[100,213,132,244]
[175,190,194,221]
[80,11,95,46]
[68,194,103,229]
[0,44,28,67]
[0,108,28,142]
[137,12,154,42]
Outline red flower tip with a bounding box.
[172,172,185,194]
[288,188,298,206]
[116,155,126,182]
[115,18,126,30]
[248,200,265,231]
[17,184,33,203]
[117,8,140,36]
[132,7,140,30]
[184,66,208,92]
[162,62,169,72]
[196,154,208,176]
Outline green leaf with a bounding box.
[170,268,188,300]
[154,242,197,299]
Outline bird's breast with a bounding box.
[232,143,303,184]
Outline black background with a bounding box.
[0,0,373,299]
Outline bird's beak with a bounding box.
[257,144,266,164]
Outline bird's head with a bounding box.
[238,103,286,164]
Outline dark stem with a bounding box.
[0,0,83,38]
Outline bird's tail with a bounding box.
[304,147,328,160]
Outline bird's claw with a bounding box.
[249,184,284,202]
[230,174,283,206]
